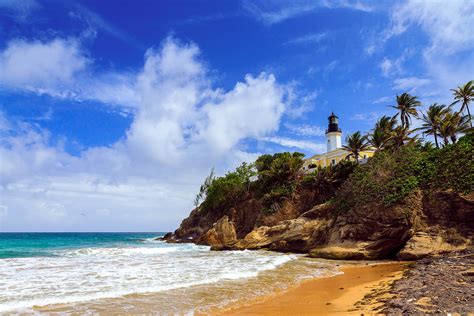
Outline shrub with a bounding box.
[427,133,474,193]
[199,162,256,213]
[256,152,305,185]
[334,133,474,212]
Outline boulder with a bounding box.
[234,217,331,252]
[396,231,469,260]
[200,215,238,250]
[309,244,368,260]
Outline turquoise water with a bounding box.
[0,232,165,259]
[0,232,316,313]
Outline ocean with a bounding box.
[0,232,341,313]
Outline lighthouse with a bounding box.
[326,112,342,152]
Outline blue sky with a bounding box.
[0,0,473,231]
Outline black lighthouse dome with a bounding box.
[326,112,341,133]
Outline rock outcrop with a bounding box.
[200,216,238,250]
[166,189,473,260]
[396,231,469,260]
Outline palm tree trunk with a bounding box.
[434,133,439,148]
[466,102,473,128]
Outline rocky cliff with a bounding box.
[166,188,473,260]
[166,137,474,260]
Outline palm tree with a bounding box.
[391,93,421,128]
[375,115,397,132]
[416,103,450,148]
[368,128,387,151]
[308,166,335,198]
[451,80,474,127]
[386,125,416,149]
[438,111,471,145]
[342,131,370,162]
[369,115,396,151]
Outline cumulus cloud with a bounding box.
[0,38,139,108]
[0,38,88,91]
[0,37,293,231]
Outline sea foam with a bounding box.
[0,241,296,312]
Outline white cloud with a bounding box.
[386,0,474,56]
[379,58,394,77]
[323,0,373,12]
[379,49,414,77]
[0,37,293,231]
[324,60,339,78]
[262,136,326,153]
[0,37,140,108]
[0,0,39,21]
[285,123,325,137]
[242,0,373,25]
[351,112,379,122]
[372,96,392,104]
[203,74,285,154]
[384,0,474,102]
[0,38,89,91]
[392,77,431,93]
[282,83,319,118]
[285,32,327,45]
[70,3,136,46]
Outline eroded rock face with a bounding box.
[397,231,469,260]
[305,191,422,260]
[168,189,473,260]
[309,244,368,260]
[233,217,331,253]
[199,215,238,250]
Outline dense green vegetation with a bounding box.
[194,80,474,215]
[335,133,473,211]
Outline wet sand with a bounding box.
[219,262,406,315]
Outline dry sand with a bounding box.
[218,262,406,315]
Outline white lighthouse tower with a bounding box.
[326,112,342,152]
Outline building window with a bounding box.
[331,159,336,165]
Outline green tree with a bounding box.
[416,103,450,148]
[386,125,416,149]
[451,80,474,127]
[342,131,370,162]
[368,128,388,151]
[438,111,471,145]
[302,160,357,202]
[391,93,421,128]
[256,152,304,184]
[368,116,396,151]
[194,168,215,207]
[375,115,397,133]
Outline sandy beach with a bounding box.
[219,262,406,315]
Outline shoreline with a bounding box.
[215,261,407,315]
